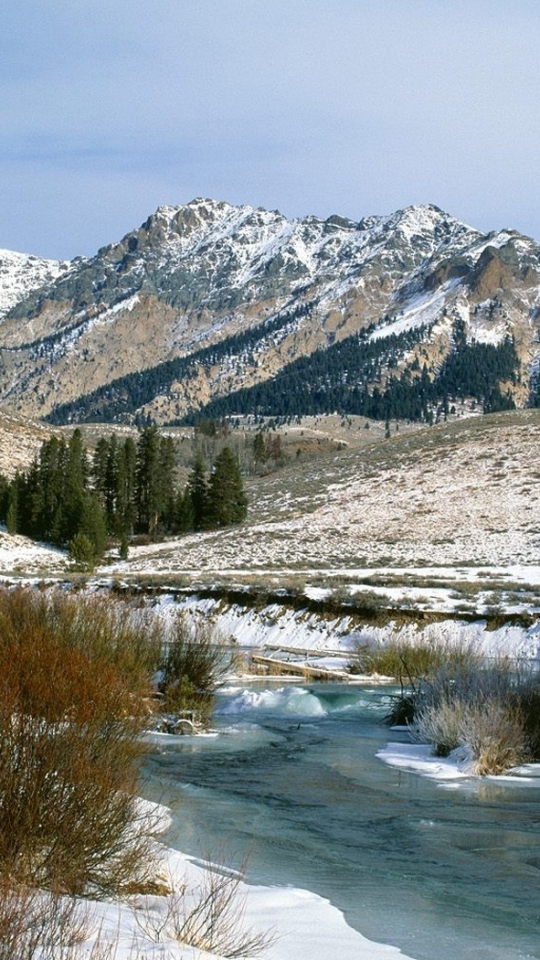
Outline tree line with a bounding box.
[0,427,247,565]
[43,308,521,429]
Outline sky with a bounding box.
[2,0,540,260]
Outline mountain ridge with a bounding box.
[0,198,539,423]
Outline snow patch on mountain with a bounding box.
[370,281,461,341]
[0,249,68,319]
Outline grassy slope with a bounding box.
[104,409,540,591]
[2,407,539,595]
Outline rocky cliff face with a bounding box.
[0,199,539,422]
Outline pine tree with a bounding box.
[134,428,177,537]
[0,473,10,523]
[35,437,68,543]
[157,436,177,531]
[62,429,88,542]
[6,481,19,535]
[207,447,247,528]
[135,426,161,535]
[68,532,96,570]
[78,493,107,561]
[188,450,209,531]
[176,486,195,533]
[119,532,129,560]
[92,437,110,502]
[116,437,137,536]
[104,435,120,529]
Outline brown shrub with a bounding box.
[0,587,161,895]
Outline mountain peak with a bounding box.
[1,197,539,426]
[389,202,472,235]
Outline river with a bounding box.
[143,680,540,960]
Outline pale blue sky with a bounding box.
[2,0,540,259]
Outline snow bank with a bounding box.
[150,593,540,661]
[74,842,418,960]
[378,741,540,788]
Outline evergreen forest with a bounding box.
[0,428,248,566]
[184,321,519,424]
[44,316,520,428]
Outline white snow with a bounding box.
[65,826,418,960]
[378,742,473,781]
[369,282,460,341]
[378,741,540,788]
[121,199,481,316]
[0,529,68,575]
[138,593,540,664]
[0,248,69,318]
[467,231,517,260]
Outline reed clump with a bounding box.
[381,640,540,775]
[157,613,231,721]
[355,637,481,684]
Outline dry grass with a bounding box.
[413,696,469,757]
[0,877,180,959]
[136,860,275,959]
[0,880,90,960]
[406,656,540,775]
[462,701,526,775]
[158,613,230,718]
[356,638,479,682]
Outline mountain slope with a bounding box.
[0,199,539,423]
[0,249,68,319]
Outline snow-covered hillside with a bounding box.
[101,409,540,577]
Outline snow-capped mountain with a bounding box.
[0,198,539,423]
[0,249,69,319]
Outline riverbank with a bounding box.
[141,589,540,664]
[73,804,418,960]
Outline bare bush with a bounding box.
[426,656,515,708]
[510,674,540,757]
[0,877,173,960]
[158,613,231,719]
[0,587,162,688]
[0,879,89,960]
[413,696,468,756]
[407,658,540,775]
[382,639,482,725]
[137,862,275,959]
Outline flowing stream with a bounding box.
[143,681,540,960]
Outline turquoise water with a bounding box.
[143,682,540,960]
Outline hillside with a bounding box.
[0,199,539,424]
[0,408,539,611]
[102,408,540,593]
[0,408,56,477]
